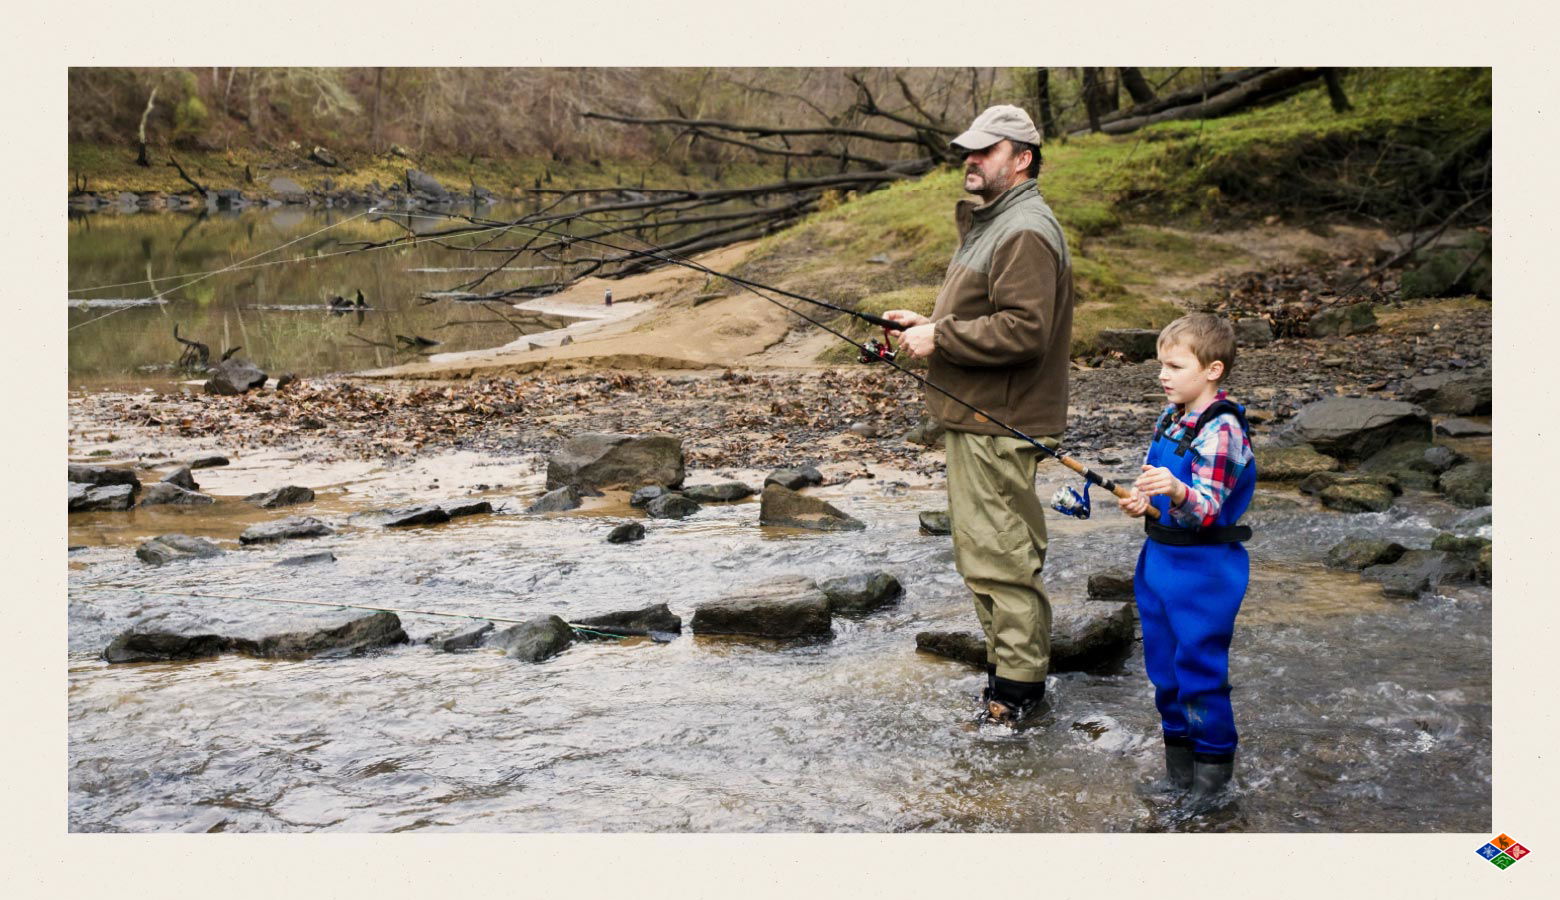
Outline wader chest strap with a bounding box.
[1144,520,1252,545]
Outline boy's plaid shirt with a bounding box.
[1145,390,1255,529]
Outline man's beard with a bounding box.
[965,159,1013,201]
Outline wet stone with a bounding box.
[138,483,216,507]
[70,483,135,512]
[136,533,224,565]
[245,485,316,509]
[1435,417,1492,438]
[380,505,453,527]
[1300,471,1402,497]
[1431,532,1492,559]
[1361,550,1476,597]
[819,571,903,615]
[919,510,951,535]
[160,466,199,491]
[629,485,668,508]
[691,577,833,639]
[1278,399,1432,463]
[1087,571,1135,602]
[69,464,142,492]
[247,611,408,660]
[484,615,575,662]
[573,603,682,639]
[1357,441,1439,490]
[204,357,268,396]
[606,522,646,543]
[104,632,232,664]
[1050,601,1136,670]
[528,485,582,514]
[645,493,701,519]
[763,466,824,490]
[1324,538,1407,571]
[239,516,334,544]
[544,432,685,492]
[275,551,336,567]
[1437,461,1492,508]
[758,484,864,531]
[681,481,755,503]
[1319,482,1396,513]
[1254,445,1341,481]
[440,499,493,518]
[1422,445,1467,474]
[914,630,985,668]
[426,621,494,652]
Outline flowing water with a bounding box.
[66,455,1492,832]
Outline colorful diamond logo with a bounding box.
[1477,843,1502,860]
[1478,833,1530,869]
[1493,833,1516,850]
[1491,854,1516,870]
[1508,843,1530,861]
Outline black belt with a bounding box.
[1144,520,1251,545]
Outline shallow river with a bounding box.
[66,455,1491,832]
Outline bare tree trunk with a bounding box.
[1036,68,1056,140]
[1120,67,1157,104]
[371,67,384,152]
[136,86,158,167]
[1104,70,1121,113]
[1082,68,1103,133]
[1323,68,1353,112]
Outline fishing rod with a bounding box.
[404,208,1132,518]
[74,585,653,641]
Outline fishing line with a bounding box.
[73,584,631,640]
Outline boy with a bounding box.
[1118,313,1256,812]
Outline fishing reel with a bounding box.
[1050,480,1095,519]
[859,327,898,365]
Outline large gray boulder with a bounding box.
[1096,328,1161,362]
[1233,317,1273,347]
[1438,461,1492,508]
[484,615,575,662]
[138,483,215,507]
[1403,371,1491,415]
[245,485,316,508]
[242,612,408,659]
[1278,398,1432,462]
[204,357,268,395]
[69,483,135,512]
[406,169,450,199]
[759,484,865,531]
[239,516,334,544]
[630,485,668,508]
[545,433,685,492]
[819,572,903,615]
[691,577,833,638]
[136,533,224,565]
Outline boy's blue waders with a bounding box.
[1132,402,1256,761]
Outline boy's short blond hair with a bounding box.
[1157,313,1236,379]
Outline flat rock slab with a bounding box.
[1435,417,1492,437]
[545,432,685,492]
[573,603,683,639]
[426,621,495,652]
[70,483,135,512]
[441,499,493,518]
[918,510,951,535]
[276,551,337,567]
[1096,328,1161,362]
[69,464,142,491]
[606,522,646,543]
[1361,550,1476,597]
[1324,538,1407,570]
[484,615,575,662]
[1404,371,1491,415]
[239,516,334,544]
[819,572,903,615]
[383,505,455,526]
[1278,399,1432,463]
[138,483,216,507]
[186,454,231,469]
[243,612,408,659]
[136,533,225,566]
[1086,571,1135,602]
[1300,471,1401,496]
[246,485,316,508]
[764,466,824,490]
[681,481,756,503]
[691,577,832,638]
[1254,445,1340,481]
[646,493,701,519]
[205,357,268,396]
[528,485,582,513]
[103,632,232,664]
[759,484,864,531]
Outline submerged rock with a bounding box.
[913,630,986,668]
[759,484,864,531]
[244,612,409,659]
[426,621,494,652]
[103,632,232,664]
[819,571,903,615]
[1254,445,1341,481]
[484,615,575,662]
[186,454,230,470]
[691,577,832,638]
[138,483,216,507]
[239,516,334,544]
[528,485,582,513]
[645,493,701,519]
[1324,538,1407,571]
[918,510,951,535]
[1278,399,1432,463]
[245,485,316,508]
[1357,441,1439,490]
[381,505,454,527]
[441,499,493,518]
[275,551,337,567]
[763,466,824,490]
[545,432,685,492]
[606,522,646,543]
[681,481,755,503]
[572,603,683,638]
[1361,550,1476,597]
[1299,471,1402,496]
[136,533,225,565]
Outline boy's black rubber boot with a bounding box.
[1175,753,1236,817]
[1133,735,1195,797]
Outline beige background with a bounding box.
[13,2,1550,895]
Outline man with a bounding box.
[884,104,1075,726]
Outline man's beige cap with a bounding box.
[950,104,1041,151]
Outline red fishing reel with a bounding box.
[859,327,898,364]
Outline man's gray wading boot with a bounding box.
[973,676,1048,729]
[1133,735,1195,797]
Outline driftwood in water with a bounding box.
[174,324,209,370]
